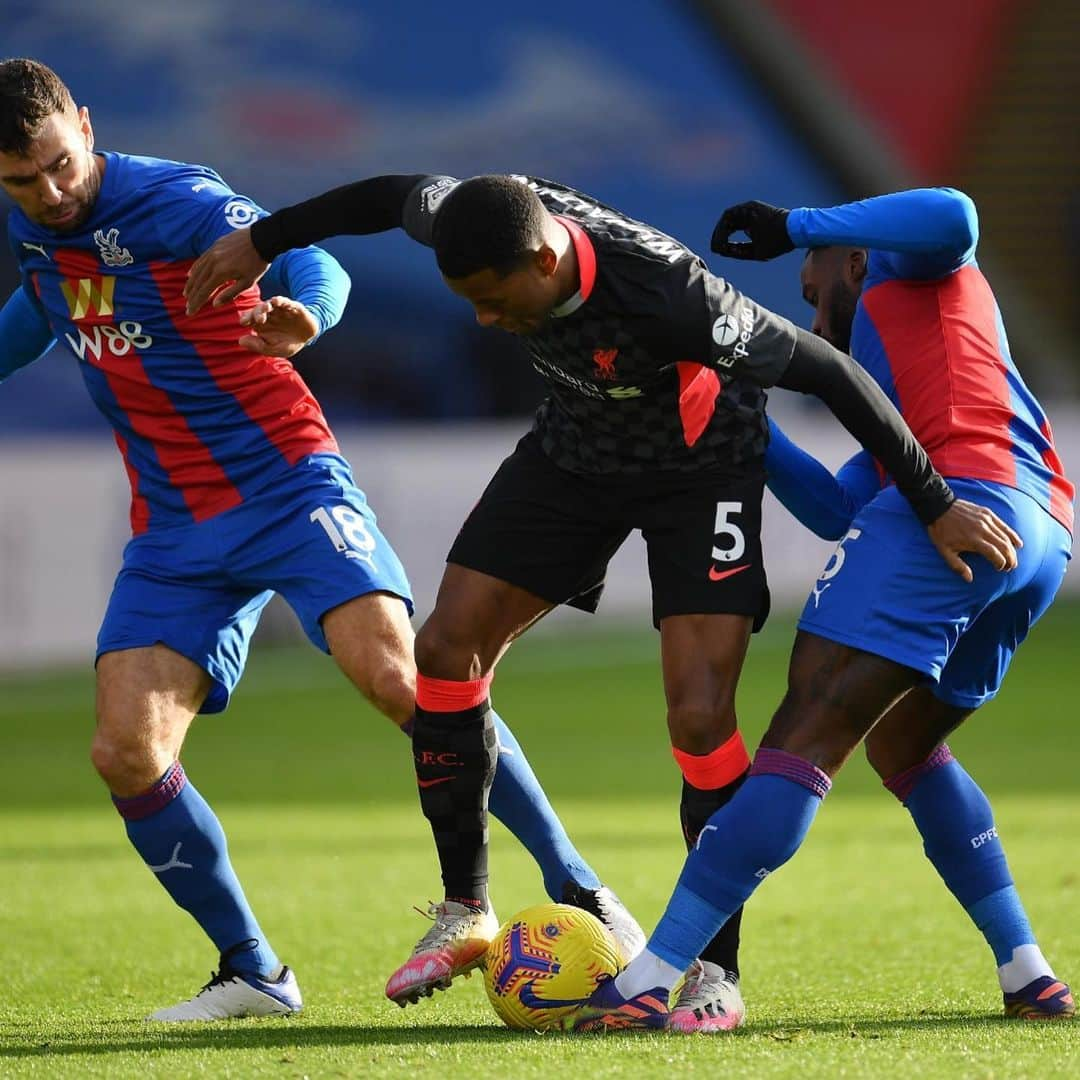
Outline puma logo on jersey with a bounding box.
[21,241,49,260]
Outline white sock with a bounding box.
[997,944,1053,993]
[614,948,683,998]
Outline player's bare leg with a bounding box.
[322,591,417,727]
[867,690,1074,1020]
[660,613,753,1031]
[94,645,300,1021]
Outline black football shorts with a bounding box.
[447,433,770,629]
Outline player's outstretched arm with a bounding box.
[185,174,433,313]
[712,190,978,279]
[765,418,877,540]
[0,287,57,381]
[783,188,977,260]
[777,329,1021,580]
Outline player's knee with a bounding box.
[91,704,180,791]
[760,684,863,774]
[364,660,416,727]
[667,700,736,756]
[864,734,935,781]
[90,727,157,792]
[414,620,484,681]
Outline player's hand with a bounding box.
[711,200,794,260]
[184,227,270,314]
[237,296,319,357]
[927,500,1023,583]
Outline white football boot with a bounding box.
[385,900,499,1006]
[149,960,301,1022]
[668,958,745,1033]
[561,882,647,965]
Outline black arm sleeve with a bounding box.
[249,174,431,260]
[776,328,955,525]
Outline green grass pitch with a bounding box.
[2,604,1078,1078]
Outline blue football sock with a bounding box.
[114,763,279,977]
[648,750,830,973]
[487,712,602,897]
[888,746,1036,965]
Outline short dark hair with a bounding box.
[0,58,77,156]
[433,175,548,279]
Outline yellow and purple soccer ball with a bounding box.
[484,902,623,1031]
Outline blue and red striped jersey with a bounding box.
[787,188,1074,533]
[7,152,339,534]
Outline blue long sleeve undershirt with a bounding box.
[786,187,979,281]
[0,286,55,382]
[765,417,882,540]
[260,245,350,341]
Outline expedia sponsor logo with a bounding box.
[712,313,738,347]
[60,275,116,320]
[714,304,755,366]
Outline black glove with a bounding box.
[711,200,794,261]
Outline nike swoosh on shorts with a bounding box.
[708,563,751,582]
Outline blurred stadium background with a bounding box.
[1,0,1077,667]
[2,4,1078,1073]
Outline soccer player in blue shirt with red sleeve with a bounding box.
[0,58,643,1022]
[568,187,1073,1029]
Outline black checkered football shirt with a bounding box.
[405,176,798,477]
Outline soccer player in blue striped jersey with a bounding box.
[569,188,1072,1030]
[0,59,642,1022]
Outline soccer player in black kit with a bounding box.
[186,174,1020,1032]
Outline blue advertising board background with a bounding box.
[1,0,841,430]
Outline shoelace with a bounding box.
[681,960,706,998]
[410,902,478,953]
[196,937,261,996]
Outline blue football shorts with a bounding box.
[97,453,413,713]
[797,478,1072,709]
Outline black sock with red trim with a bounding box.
[413,673,498,909]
